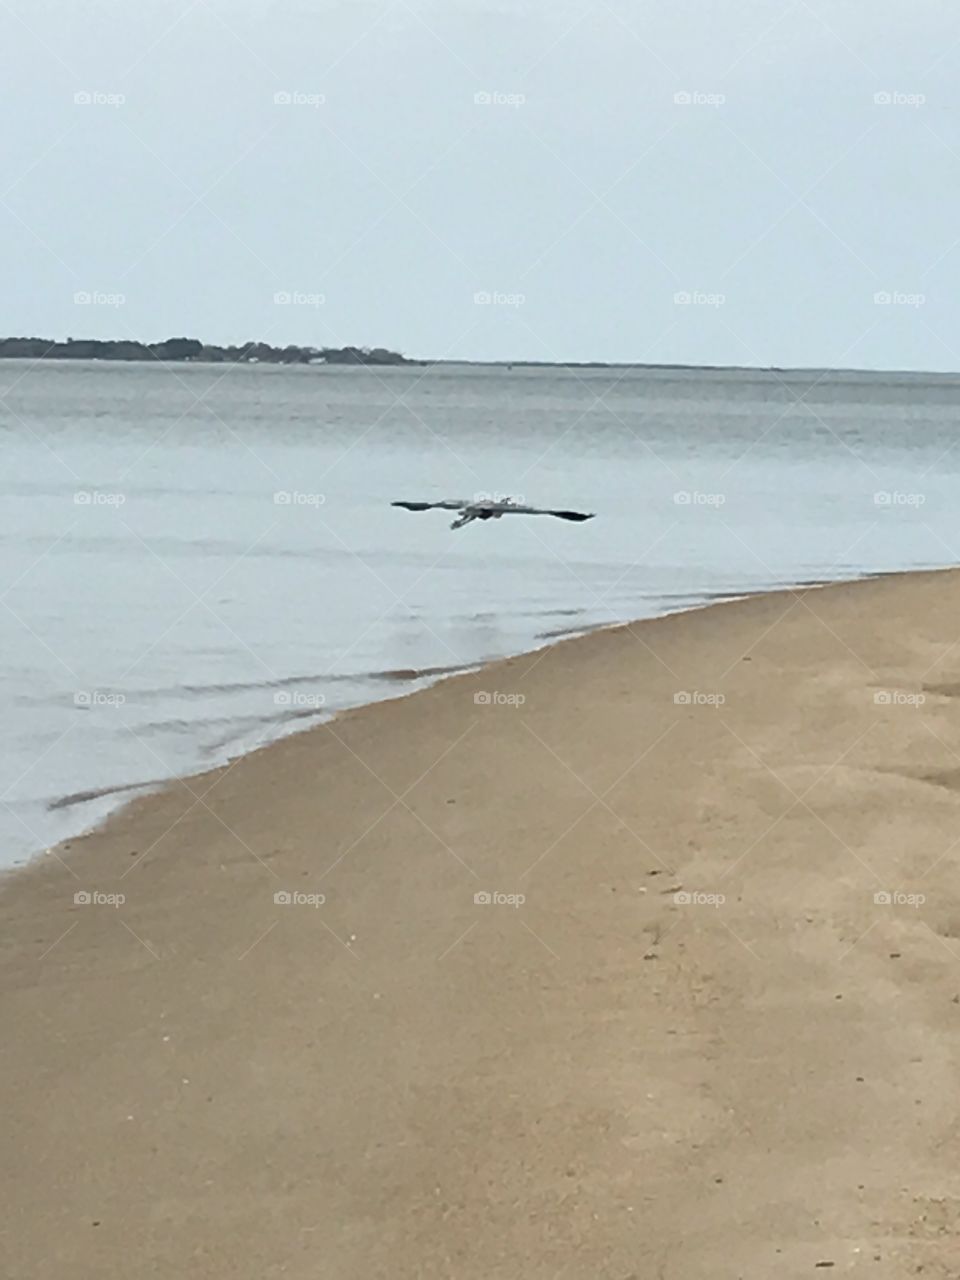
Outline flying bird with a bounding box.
[391,497,595,530]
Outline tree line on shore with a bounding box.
[0,337,417,365]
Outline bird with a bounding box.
[391,497,595,530]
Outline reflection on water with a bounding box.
[2,359,960,867]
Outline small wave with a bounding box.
[369,661,475,681]
[49,778,162,812]
[15,661,482,712]
[536,620,610,640]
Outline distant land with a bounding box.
[0,337,418,365]
[0,340,951,378]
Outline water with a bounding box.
[3,358,960,868]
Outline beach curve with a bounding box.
[3,568,960,1277]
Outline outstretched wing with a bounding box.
[391,499,468,512]
[546,509,595,521]
[499,504,595,521]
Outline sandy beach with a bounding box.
[4,569,960,1278]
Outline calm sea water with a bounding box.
[2,358,959,868]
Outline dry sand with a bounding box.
[4,570,960,1278]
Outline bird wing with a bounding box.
[499,505,595,521]
[391,499,468,511]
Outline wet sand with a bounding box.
[4,569,960,1278]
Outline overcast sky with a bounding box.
[2,0,959,369]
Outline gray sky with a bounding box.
[2,0,958,369]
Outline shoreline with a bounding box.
[5,566,960,1277]
[4,354,960,377]
[9,578,833,880]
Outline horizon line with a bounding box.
[0,337,957,378]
